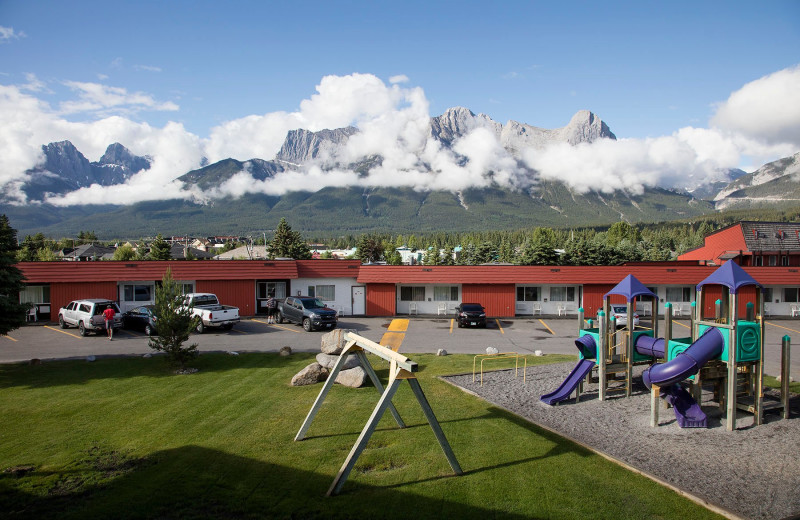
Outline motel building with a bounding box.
[15,222,800,322]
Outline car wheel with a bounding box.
[78,321,87,337]
[457,321,463,328]
[277,312,284,324]
[196,321,205,334]
[59,315,67,329]
[223,324,233,331]
[302,318,312,332]
[144,324,153,336]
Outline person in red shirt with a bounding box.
[103,306,116,340]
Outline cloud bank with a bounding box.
[0,66,798,207]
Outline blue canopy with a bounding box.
[696,260,761,294]
[604,274,657,302]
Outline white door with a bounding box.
[351,286,366,315]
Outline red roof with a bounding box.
[356,265,722,285]
[296,259,361,278]
[18,260,299,283]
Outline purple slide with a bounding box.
[541,334,597,405]
[642,327,724,389]
[634,335,665,358]
[663,384,708,428]
[540,359,596,405]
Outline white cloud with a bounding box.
[134,65,162,73]
[711,65,800,147]
[0,26,25,42]
[60,81,179,115]
[2,68,800,208]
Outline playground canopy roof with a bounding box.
[696,260,762,294]
[604,274,657,302]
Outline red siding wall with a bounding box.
[581,284,616,317]
[50,282,118,322]
[462,284,515,317]
[366,283,395,316]
[698,286,760,319]
[196,280,256,317]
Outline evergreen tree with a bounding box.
[355,234,385,263]
[269,218,311,259]
[440,245,456,266]
[148,234,172,260]
[113,244,137,261]
[0,215,28,335]
[148,268,199,371]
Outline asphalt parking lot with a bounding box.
[3,315,799,378]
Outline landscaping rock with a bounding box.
[437,349,448,356]
[228,351,239,356]
[316,352,360,370]
[534,350,543,356]
[486,347,499,355]
[291,363,329,386]
[320,329,357,355]
[86,355,96,362]
[279,346,292,356]
[335,366,367,388]
[143,353,152,358]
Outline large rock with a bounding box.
[316,352,361,370]
[320,329,358,355]
[291,362,329,386]
[335,366,367,388]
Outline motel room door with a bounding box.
[351,286,366,315]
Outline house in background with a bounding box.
[679,221,800,267]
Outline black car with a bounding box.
[122,305,158,336]
[455,303,487,328]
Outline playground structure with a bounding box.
[541,261,792,431]
[295,330,462,495]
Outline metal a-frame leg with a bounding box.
[406,377,462,475]
[295,345,405,442]
[327,375,403,496]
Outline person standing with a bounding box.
[266,294,276,324]
[103,305,116,340]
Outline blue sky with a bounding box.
[0,0,799,205]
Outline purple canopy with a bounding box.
[696,260,761,294]
[604,274,657,302]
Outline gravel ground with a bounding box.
[444,362,800,520]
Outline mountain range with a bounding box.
[1,108,798,238]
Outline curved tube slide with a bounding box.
[642,327,724,389]
[634,335,665,358]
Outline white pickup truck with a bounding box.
[181,293,240,333]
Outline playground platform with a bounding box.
[445,363,799,520]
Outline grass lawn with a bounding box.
[0,352,724,520]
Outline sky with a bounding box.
[0,0,799,206]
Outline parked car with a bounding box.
[455,303,487,328]
[122,305,158,336]
[277,296,338,331]
[58,299,122,336]
[180,293,240,333]
[610,305,640,328]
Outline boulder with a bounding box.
[316,352,361,370]
[320,328,358,355]
[291,362,329,386]
[486,347,499,355]
[279,346,292,356]
[437,349,448,356]
[335,366,367,388]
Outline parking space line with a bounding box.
[495,319,504,334]
[1,334,17,342]
[231,328,247,334]
[674,321,691,329]
[538,319,555,335]
[251,319,304,334]
[767,321,800,335]
[449,319,454,333]
[44,325,82,338]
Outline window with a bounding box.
[434,286,458,301]
[19,285,50,304]
[400,286,425,301]
[769,255,777,266]
[782,256,790,266]
[257,282,286,299]
[754,256,763,266]
[550,286,575,302]
[123,284,153,302]
[308,285,335,301]
[516,286,540,301]
[784,288,799,303]
[763,288,773,302]
[666,287,692,302]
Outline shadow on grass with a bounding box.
[0,445,541,520]
[0,352,318,390]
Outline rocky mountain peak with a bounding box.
[561,110,616,143]
[430,107,502,146]
[275,127,358,165]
